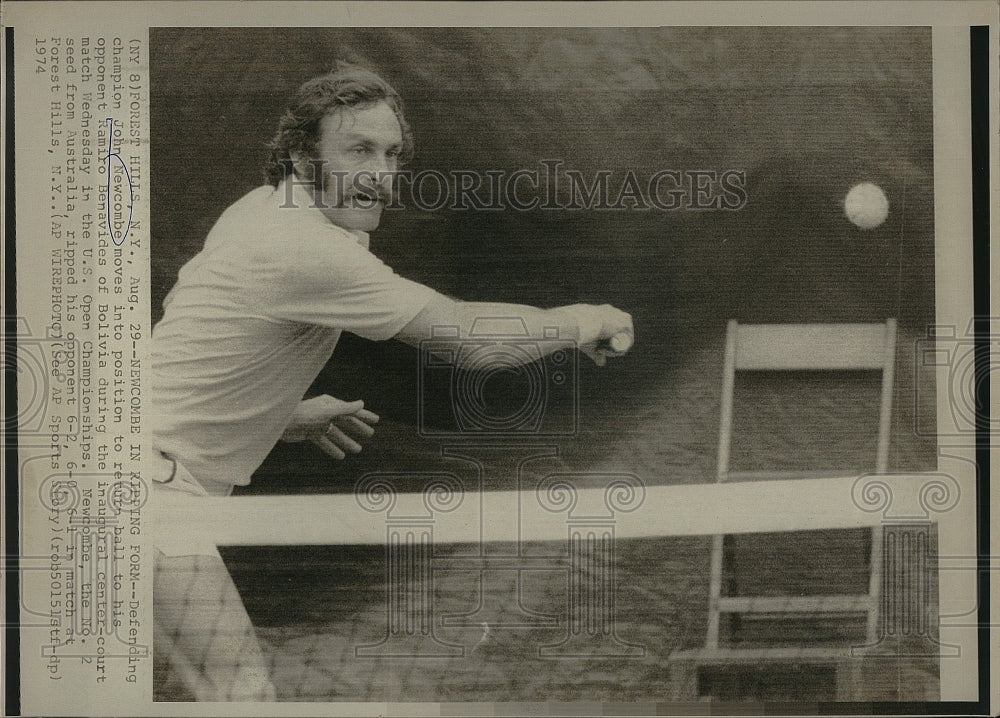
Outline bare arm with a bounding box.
[394,294,633,367]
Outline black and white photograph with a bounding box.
[148,26,940,704]
[3,3,994,716]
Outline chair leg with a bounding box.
[706,534,725,649]
[867,525,884,644]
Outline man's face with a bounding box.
[300,101,403,233]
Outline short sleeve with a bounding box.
[252,227,440,341]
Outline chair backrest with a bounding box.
[717,319,898,480]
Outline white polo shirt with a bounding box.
[150,178,438,494]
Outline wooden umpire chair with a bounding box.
[670,319,898,702]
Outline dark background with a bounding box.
[150,27,936,492]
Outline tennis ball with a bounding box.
[609,333,633,352]
[844,182,889,229]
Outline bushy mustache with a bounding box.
[317,171,392,207]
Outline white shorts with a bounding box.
[151,451,224,557]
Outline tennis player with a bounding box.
[150,63,633,701]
